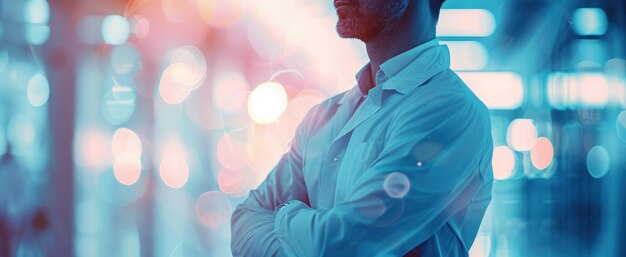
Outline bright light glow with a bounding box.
[26,24,50,45]
[437,9,496,37]
[507,119,537,151]
[383,172,411,198]
[24,0,50,24]
[195,191,232,228]
[547,73,610,109]
[158,64,192,105]
[102,15,130,45]
[617,111,626,143]
[458,72,524,110]
[168,45,207,91]
[587,146,610,179]
[113,152,142,186]
[572,8,608,36]
[492,146,516,180]
[111,128,142,159]
[442,41,488,70]
[27,73,50,107]
[248,82,288,124]
[74,129,111,171]
[159,154,189,189]
[530,137,554,170]
[578,73,609,107]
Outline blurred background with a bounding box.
[0,0,625,256]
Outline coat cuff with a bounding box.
[274,200,308,255]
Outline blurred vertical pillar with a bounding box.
[45,0,78,256]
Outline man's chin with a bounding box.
[336,21,363,40]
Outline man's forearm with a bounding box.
[231,205,287,257]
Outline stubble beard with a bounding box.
[336,1,408,42]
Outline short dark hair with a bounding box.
[429,0,445,20]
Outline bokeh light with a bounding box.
[158,64,192,105]
[442,41,488,70]
[492,146,517,180]
[586,145,610,179]
[247,82,288,124]
[159,153,190,189]
[110,44,141,75]
[25,23,50,45]
[73,129,111,171]
[102,86,136,125]
[216,134,248,170]
[7,115,36,155]
[102,15,130,45]
[113,152,142,186]
[130,15,150,39]
[437,9,496,37]
[217,168,250,197]
[507,119,538,152]
[458,72,524,110]
[578,73,609,107]
[383,172,411,199]
[111,128,142,159]
[530,137,554,170]
[168,45,207,91]
[24,0,50,24]
[26,73,50,107]
[572,8,608,36]
[195,191,232,228]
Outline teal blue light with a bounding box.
[586,146,610,178]
[573,8,608,36]
[26,23,50,45]
[24,0,50,24]
[102,15,130,45]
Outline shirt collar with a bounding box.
[339,39,450,106]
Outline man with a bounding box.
[231,0,493,256]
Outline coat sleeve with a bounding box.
[273,90,492,257]
[230,107,318,257]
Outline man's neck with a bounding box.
[364,7,436,88]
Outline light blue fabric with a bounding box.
[231,41,494,257]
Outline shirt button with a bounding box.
[333,157,339,162]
